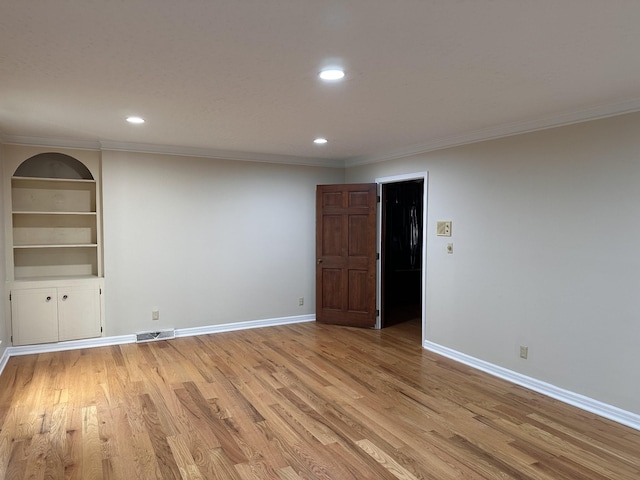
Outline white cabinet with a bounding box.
[57,285,102,342]
[10,283,102,346]
[10,287,58,345]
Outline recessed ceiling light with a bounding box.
[126,116,145,124]
[314,138,328,144]
[319,69,345,81]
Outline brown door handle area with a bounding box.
[317,259,323,264]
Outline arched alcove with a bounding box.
[5,146,104,347]
[10,150,99,281]
[14,152,94,180]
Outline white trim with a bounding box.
[0,347,9,374]
[175,314,316,338]
[376,172,427,184]
[8,334,137,357]
[5,98,640,170]
[0,314,315,363]
[375,172,428,344]
[424,340,640,432]
[99,142,343,168]
[344,97,640,167]
[0,135,343,168]
[0,135,102,152]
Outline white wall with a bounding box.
[102,150,343,336]
[346,112,640,415]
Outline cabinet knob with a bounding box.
[46,296,51,302]
[62,295,68,301]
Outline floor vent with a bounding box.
[136,329,176,343]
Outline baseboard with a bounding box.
[0,314,316,372]
[175,314,316,338]
[0,346,9,376]
[424,340,640,432]
[7,334,137,357]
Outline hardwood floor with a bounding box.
[0,320,638,479]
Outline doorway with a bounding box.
[377,173,427,341]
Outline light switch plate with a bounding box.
[437,221,452,236]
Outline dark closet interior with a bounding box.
[382,180,424,327]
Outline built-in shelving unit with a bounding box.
[11,175,99,280]
[3,146,105,345]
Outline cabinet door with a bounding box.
[11,288,59,346]
[58,285,101,342]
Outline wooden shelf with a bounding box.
[13,211,97,215]
[12,212,97,247]
[14,244,98,249]
[12,176,96,184]
[12,274,100,282]
[14,245,98,279]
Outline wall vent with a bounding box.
[136,329,175,343]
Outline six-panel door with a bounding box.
[316,183,377,327]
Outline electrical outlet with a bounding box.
[298,297,304,306]
[152,309,160,321]
[520,346,528,359]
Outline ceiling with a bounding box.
[2,1,640,168]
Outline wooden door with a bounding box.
[316,183,377,327]
[11,288,58,345]
[58,285,101,342]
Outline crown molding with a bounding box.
[0,135,344,168]
[344,96,640,168]
[99,140,344,168]
[0,134,102,151]
[5,96,640,170]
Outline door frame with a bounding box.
[375,172,428,344]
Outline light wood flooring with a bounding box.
[0,320,639,479]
